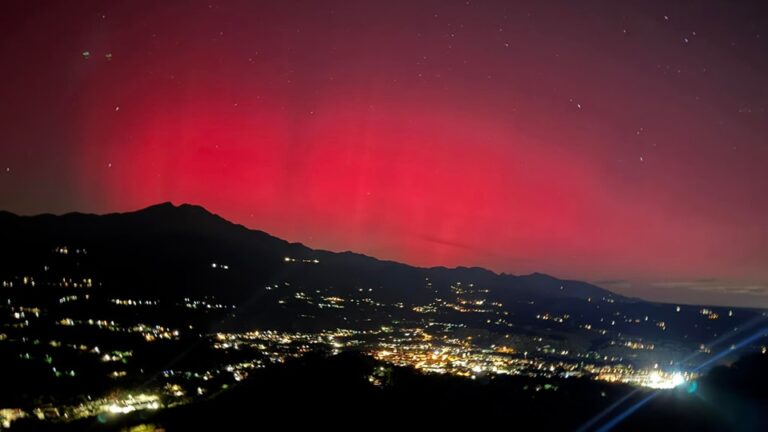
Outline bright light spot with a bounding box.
[644,371,686,389]
[670,372,685,387]
[108,404,135,414]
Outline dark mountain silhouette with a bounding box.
[0,202,621,304]
[2,202,763,348]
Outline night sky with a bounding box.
[1,1,767,307]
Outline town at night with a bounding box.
[2,1,768,430]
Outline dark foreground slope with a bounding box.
[11,351,768,431]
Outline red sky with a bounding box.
[1,0,767,306]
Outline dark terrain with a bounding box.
[1,203,766,431]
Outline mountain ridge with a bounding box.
[3,202,765,360]
[0,202,624,304]
[0,202,594,279]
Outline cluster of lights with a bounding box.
[596,368,694,389]
[536,313,570,323]
[54,246,88,255]
[3,266,758,432]
[110,298,159,306]
[699,308,720,320]
[101,394,162,416]
[182,298,233,310]
[56,318,179,341]
[53,277,94,289]
[58,295,84,304]
[283,257,320,264]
